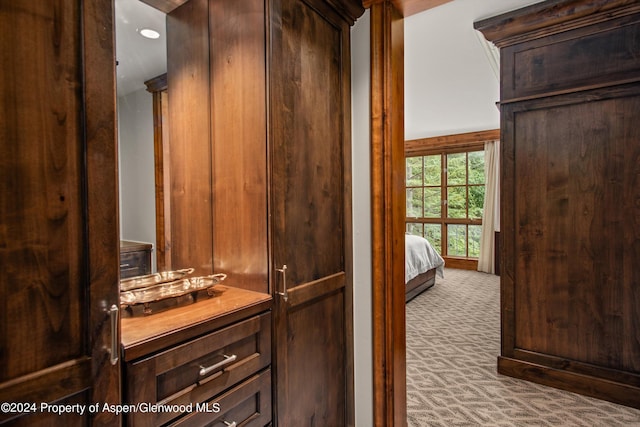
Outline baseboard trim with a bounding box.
[497,356,640,409]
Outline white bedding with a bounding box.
[405,234,445,283]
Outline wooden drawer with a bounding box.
[168,369,271,427]
[120,250,151,279]
[125,312,271,426]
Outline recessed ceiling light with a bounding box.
[139,28,160,39]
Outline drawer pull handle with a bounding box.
[223,421,237,427]
[199,354,237,377]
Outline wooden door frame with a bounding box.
[85,0,122,422]
[368,1,407,426]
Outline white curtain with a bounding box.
[478,140,500,274]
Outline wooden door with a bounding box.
[269,0,354,425]
[0,1,120,425]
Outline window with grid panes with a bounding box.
[406,150,484,259]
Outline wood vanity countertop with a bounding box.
[121,285,272,361]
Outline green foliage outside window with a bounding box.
[468,151,485,184]
[469,186,485,219]
[423,155,441,186]
[405,150,485,259]
[447,187,467,218]
[447,224,466,256]
[469,225,482,257]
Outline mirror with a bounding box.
[113,0,270,295]
[115,0,167,275]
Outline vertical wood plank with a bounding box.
[0,0,84,382]
[511,97,640,373]
[166,0,213,274]
[369,1,406,426]
[0,0,120,422]
[210,0,268,293]
[270,0,355,425]
[83,0,122,422]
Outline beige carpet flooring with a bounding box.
[406,268,640,426]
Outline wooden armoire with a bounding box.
[1,0,364,425]
[476,0,640,409]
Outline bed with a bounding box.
[405,234,445,302]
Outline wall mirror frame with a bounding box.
[144,73,171,271]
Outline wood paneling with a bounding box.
[161,2,361,421]
[167,0,213,275]
[282,291,346,424]
[511,94,640,372]
[69,0,122,420]
[502,15,640,102]
[210,0,268,293]
[0,0,84,384]
[165,0,270,294]
[270,0,355,424]
[270,0,345,286]
[0,0,120,423]
[478,0,640,409]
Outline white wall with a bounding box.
[351,9,373,427]
[117,88,157,272]
[404,0,545,140]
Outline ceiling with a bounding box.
[115,0,167,97]
[115,0,544,111]
[404,0,545,139]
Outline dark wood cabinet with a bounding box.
[476,0,640,409]
[162,0,363,424]
[121,287,272,426]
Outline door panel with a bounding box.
[271,0,345,285]
[270,0,352,425]
[0,0,120,424]
[283,290,346,425]
[512,96,640,372]
[0,0,85,384]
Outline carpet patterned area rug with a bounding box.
[406,268,640,427]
